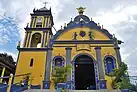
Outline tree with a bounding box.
[0,53,16,83]
[109,62,128,88]
[115,77,131,89]
[0,53,15,65]
[51,64,72,91]
[110,62,137,91]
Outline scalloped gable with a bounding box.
[53,15,113,40]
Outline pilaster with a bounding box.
[43,48,53,89]
[65,47,72,89]
[114,46,122,66]
[95,46,107,89]
[23,32,28,47]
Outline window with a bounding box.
[36,17,43,27]
[55,58,63,66]
[53,56,65,67]
[104,56,116,74]
[30,58,34,67]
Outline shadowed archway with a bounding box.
[74,54,96,90]
[30,33,41,47]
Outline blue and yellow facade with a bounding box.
[14,6,123,90]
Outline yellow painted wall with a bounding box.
[18,24,119,90]
[51,27,118,90]
[52,46,118,90]
[14,51,47,85]
[57,27,109,40]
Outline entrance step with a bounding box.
[23,89,121,92]
[70,90,121,92]
[23,89,52,92]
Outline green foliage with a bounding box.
[110,62,128,87]
[115,77,137,91]
[0,53,15,64]
[115,77,131,89]
[52,64,72,85]
[110,62,137,91]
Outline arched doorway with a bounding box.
[74,55,96,90]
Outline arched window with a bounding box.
[104,56,116,74]
[30,58,34,67]
[53,56,65,67]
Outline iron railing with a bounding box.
[0,73,31,92]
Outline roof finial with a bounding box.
[43,1,48,8]
[17,41,21,48]
[64,23,67,28]
[101,25,104,29]
[90,18,92,21]
[71,18,73,21]
[97,23,100,26]
[77,6,86,15]
[61,26,62,30]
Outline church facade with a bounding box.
[14,6,123,90]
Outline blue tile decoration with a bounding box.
[66,81,73,89]
[94,63,99,90]
[52,56,65,67]
[43,81,50,89]
[104,55,116,74]
[56,83,66,89]
[121,89,129,92]
[99,80,107,89]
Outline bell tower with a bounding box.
[23,5,54,48]
[14,4,54,86]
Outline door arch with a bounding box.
[73,54,96,90]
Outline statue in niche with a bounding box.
[88,31,94,40]
[73,32,77,40]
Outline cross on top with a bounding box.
[43,1,48,7]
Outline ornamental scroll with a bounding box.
[76,44,91,51]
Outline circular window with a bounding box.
[79,31,86,37]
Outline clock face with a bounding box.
[37,17,43,22]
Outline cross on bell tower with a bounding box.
[43,1,48,8]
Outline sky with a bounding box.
[0,0,137,76]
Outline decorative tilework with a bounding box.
[52,56,65,67]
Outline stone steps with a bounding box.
[23,89,121,92]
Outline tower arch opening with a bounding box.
[30,33,42,47]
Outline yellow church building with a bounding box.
[14,5,123,90]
